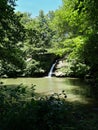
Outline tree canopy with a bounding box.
[0,0,98,79]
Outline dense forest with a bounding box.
[0,0,98,129]
[0,0,98,80]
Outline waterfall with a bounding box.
[48,61,57,77]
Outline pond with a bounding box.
[0,77,91,104]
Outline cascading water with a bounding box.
[48,61,57,77]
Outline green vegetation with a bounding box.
[53,0,98,79]
[0,0,98,129]
[0,82,98,130]
[0,0,98,80]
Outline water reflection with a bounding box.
[0,77,91,104]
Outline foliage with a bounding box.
[0,9,57,77]
[0,0,26,77]
[24,59,41,76]
[0,0,98,79]
[52,0,98,79]
[0,83,98,130]
[12,11,57,77]
[0,82,35,129]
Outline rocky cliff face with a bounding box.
[54,59,66,77]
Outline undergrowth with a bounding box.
[0,82,98,130]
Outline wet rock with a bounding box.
[54,59,66,77]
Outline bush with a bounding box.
[0,83,73,130]
[0,83,97,130]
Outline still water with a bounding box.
[0,77,90,103]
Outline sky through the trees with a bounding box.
[15,0,62,17]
